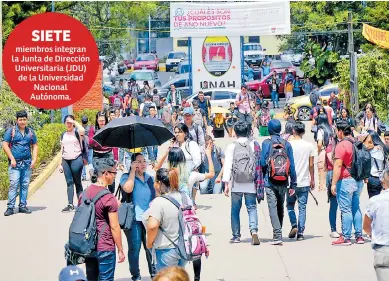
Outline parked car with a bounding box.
[292,53,303,66]
[134,53,159,71]
[117,61,127,75]
[176,59,190,75]
[166,51,186,72]
[245,70,291,98]
[128,70,161,88]
[124,58,135,70]
[187,88,240,109]
[286,83,339,121]
[156,73,190,97]
[270,60,296,72]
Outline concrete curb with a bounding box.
[28,152,62,199]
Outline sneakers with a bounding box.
[62,204,75,213]
[356,237,365,244]
[288,227,298,239]
[4,208,14,216]
[270,240,283,245]
[251,232,260,245]
[332,236,351,246]
[229,237,241,244]
[330,231,340,238]
[297,234,304,241]
[18,206,32,214]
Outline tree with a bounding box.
[335,50,389,120]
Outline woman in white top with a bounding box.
[364,130,389,198]
[363,108,378,133]
[59,115,86,212]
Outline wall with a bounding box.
[156,37,174,59]
[73,61,103,112]
[260,35,285,55]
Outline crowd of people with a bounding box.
[2,77,389,281]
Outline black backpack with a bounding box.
[309,91,319,106]
[142,102,153,117]
[68,188,111,258]
[342,138,371,181]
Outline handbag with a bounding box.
[115,184,135,230]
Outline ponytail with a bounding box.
[168,168,179,191]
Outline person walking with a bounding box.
[363,168,389,281]
[201,135,224,194]
[197,91,211,129]
[211,113,228,139]
[120,153,156,280]
[222,121,261,245]
[261,119,297,245]
[81,116,93,181]
[287,122,316,241]
[316,114,332,192]
[83,157,125,280]
[292,76,302,97]
[166,84,182,111]
[284,79,294,103]
[268,77,279,109]
[89,111,116,194]
[235,85,253,133]
[363,131,389,198]
[59,115,86,213]
[3,110,38,216]
[145,105,159,164]
[331,120,364,246]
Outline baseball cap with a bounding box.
[183,107,194,115]
[59,266,87,281]
[81,116,88,123]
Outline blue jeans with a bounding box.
[155,248,186,272]
[286,187,309,234]
[62,155,84,205]
[146,146,158,162]
[7,165,32,209]
[199,174,223,194]
[124,221,156,279]
[336,178,363,240]
[326,170,338,232]
[85,251,116,281]
[82,149,93,178]
[231,192,258,238]
[271,91,279,108]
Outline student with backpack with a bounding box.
[120,153,157,280]
[140,94,156,117]
[160,100,173,132]
[59,115,87,213]
[256,100,275,137]
[192,100,207,133]
[3,110,38,216]
[260,119,297,245]
[222,121,261,245]
[66,157,125,280]
[109,90,124,112]
[331,120,369,246]
[316,114,332,192]
[286,122,316,241]
[152,88,161,110]
[145,168,209,275]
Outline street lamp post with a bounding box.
[148,14,151,53]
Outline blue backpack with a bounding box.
[68,188,111,258]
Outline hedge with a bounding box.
[0,123,65,200]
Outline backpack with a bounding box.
[267,138,291,183]
[309,91,319,106]
[61,129,88,161]
[160,193,208,262]
[131,97,139,111]
[68,188,111,257]
[161,108,172,125]
[342,138,371,181]
[9,126,34,149]
[142,102,153,117]
[232,139,256,184]
[152,94,161,107]
[193,109,204,127]
[113,95,122,110]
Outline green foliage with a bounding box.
[0,123,65,200]
[74,109,98,127]
[335,49,389,120]
[300,41,339,85]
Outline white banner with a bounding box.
[170,1,291,37]
[192,36,241,93]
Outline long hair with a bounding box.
[156,168,180,194]
[317,113,333,147]
[95,111,109,131]
[167,147,188,186]
[368,130,389,156]
[174,123,191,141]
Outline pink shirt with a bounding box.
[236,92,251,114]
[61,131,82,160]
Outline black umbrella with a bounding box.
[92,116,174,149]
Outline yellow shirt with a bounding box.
[286,83,294,92]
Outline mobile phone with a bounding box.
[172,137,176,142]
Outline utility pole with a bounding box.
[348,11,359,116]
[148,14,151,53]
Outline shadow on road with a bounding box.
[196,204,212,211]
[20,206,47,212]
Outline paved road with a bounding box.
[0,120,376,281]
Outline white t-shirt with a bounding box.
[181,140,202,173]
[188,171,206,191]
[290,139,316,187]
